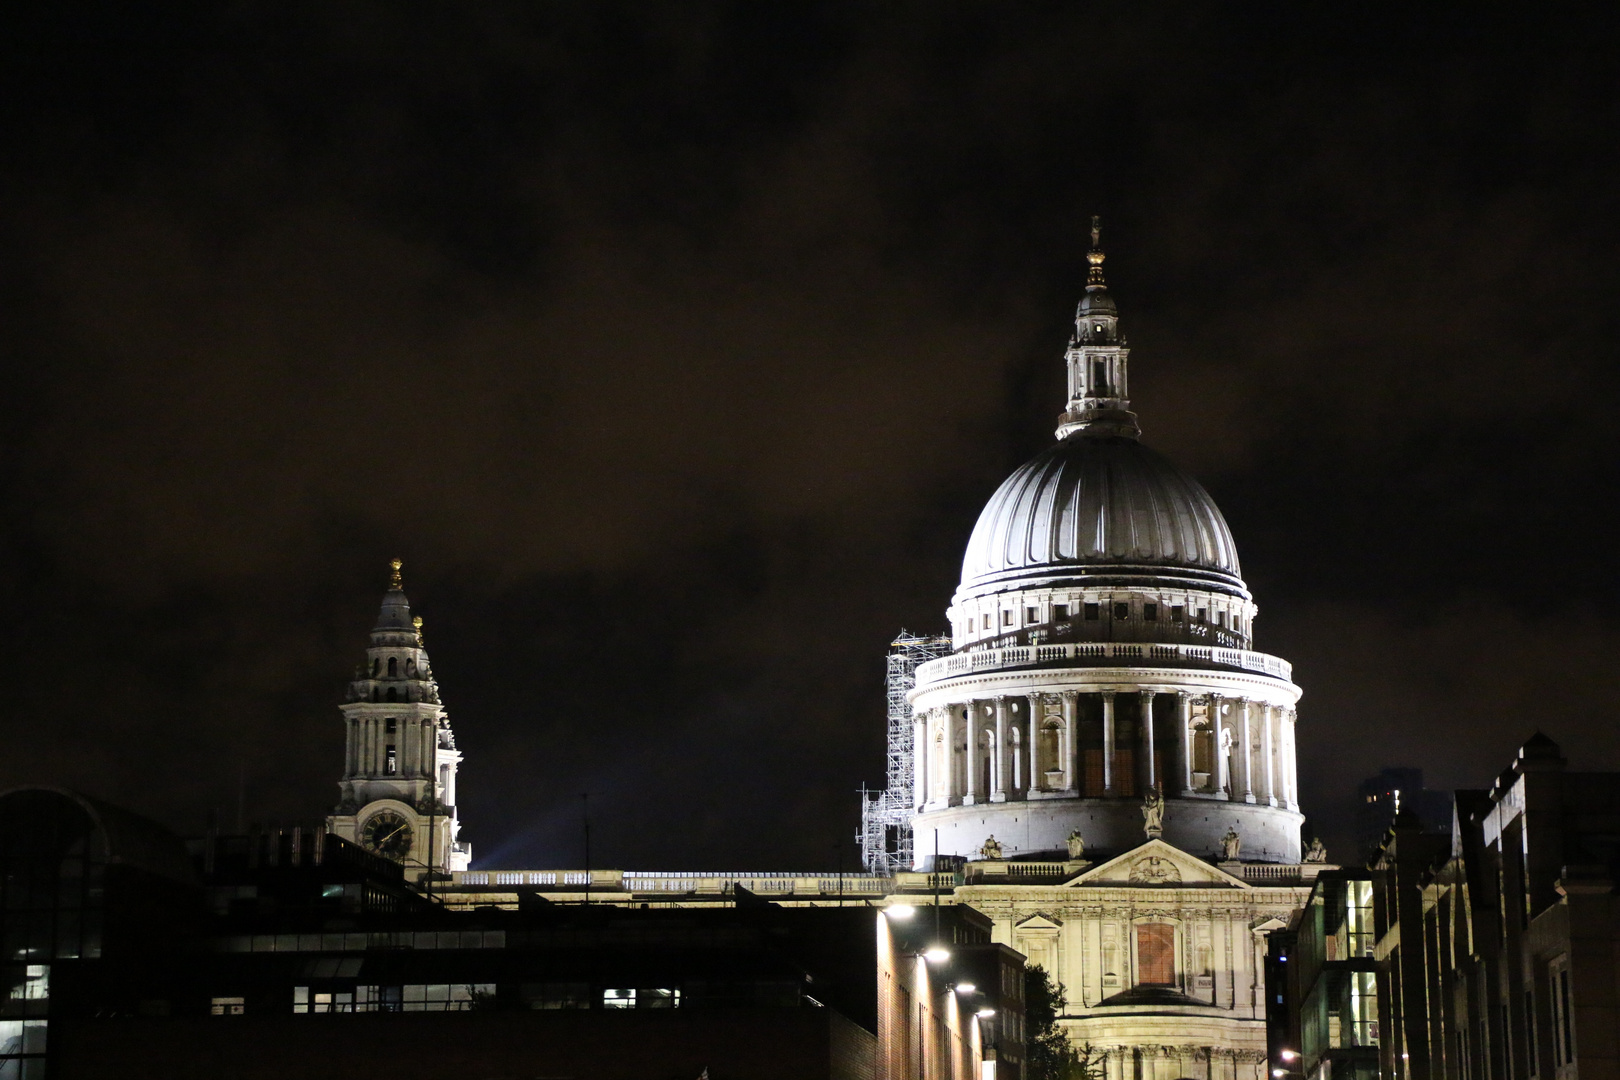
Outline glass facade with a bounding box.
[1,792,110,1080]
[1296,874,1380,1080]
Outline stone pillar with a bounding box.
[992,697,1009,802]
[913,712,928,808]
[1208,695,1225,796]
[1178,693,1195,796]
[964,703,979,805]
[1140,691,1157,792]
[1101,692,1117,796]
[1262,705,1278,807]
[1062,691,1079,793]
[1238,699,1255,804]
[1030,695,1046,790]
[1285,709,1299,810]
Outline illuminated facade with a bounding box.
[898,222,1322,1080]
[325,561,470,876]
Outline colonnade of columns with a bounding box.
[345,712,441,782]
[917,692,1298,812]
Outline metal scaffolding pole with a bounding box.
[858,630,950,875]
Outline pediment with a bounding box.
[1014,912,1064,932]
[1067,839,1250,889]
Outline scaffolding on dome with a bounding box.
[858,631,951,875]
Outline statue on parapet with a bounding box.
[979,835,1003,861]
[1142,784,1164,839]
[1221,826,1242,862]
[1066,828,1085,860]
[1304,837,1328,863]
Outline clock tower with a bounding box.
[326,561,471,875]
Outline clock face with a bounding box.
[361,811,414,859]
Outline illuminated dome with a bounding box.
[956,431,1246,603]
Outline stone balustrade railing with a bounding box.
[449,869,889,896]
[913,641,1292,688]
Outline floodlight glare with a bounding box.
[885,904,917,920]
[976,1007,996,1018]
[955,982,977,994]
[1279,1051,1298,1062]
[1274,1070,1286,1077]
[924,947,952,963]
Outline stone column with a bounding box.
[1208,695,1225,796]
[1029,695,1046,790]
[1062,691,1079,793]
[1238,700,1255,804]
[992,697,1009,802]
[964,703,979,805]
[1285,709,1299,809]
[1101,692,1117,796]
[1140,691,1157,792]
[913,712,928,808]
[1262,705,1277,807]
[1178,693,1195,795]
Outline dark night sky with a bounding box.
[3,4,1619,870]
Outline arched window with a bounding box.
[386,687,397,703]
[406,658,416,675]
[371,687,380,703]
[371,658,380,677]
[1192,720,1212,782]
[387,657,398,677]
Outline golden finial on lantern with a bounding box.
[412,615,424,643]
[1086,214,1106,288]
[389,558,403,587]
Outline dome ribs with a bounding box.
[954,436,1248,603]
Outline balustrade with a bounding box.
[916,641,1292,687]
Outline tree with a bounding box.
[1025,964,1104,1080]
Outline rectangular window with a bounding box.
[1054,604,1070,620]
[1526,989,1538,1074]
[1551,958,1575,1067]
[385,718,397,734]
[1002,610,1013,627]
[1144,603,1158,622]
[1137,924,1175,985]
[1026,607,1039,624]
[1197,608,1207,622]
[1084,603,1099,621]
[522,982,591,1010]
[1114,602,1130,620]
[385,746,397,775]
[1170,606,1184,622]
[640,988,681,1009]
[603,989,637,1009]
[982,614,991,630]
[210,996,245,1016]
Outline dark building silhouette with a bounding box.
[1354,767,1453,865]
[1269,735,1620,1080]
[1,787,1022,1079]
